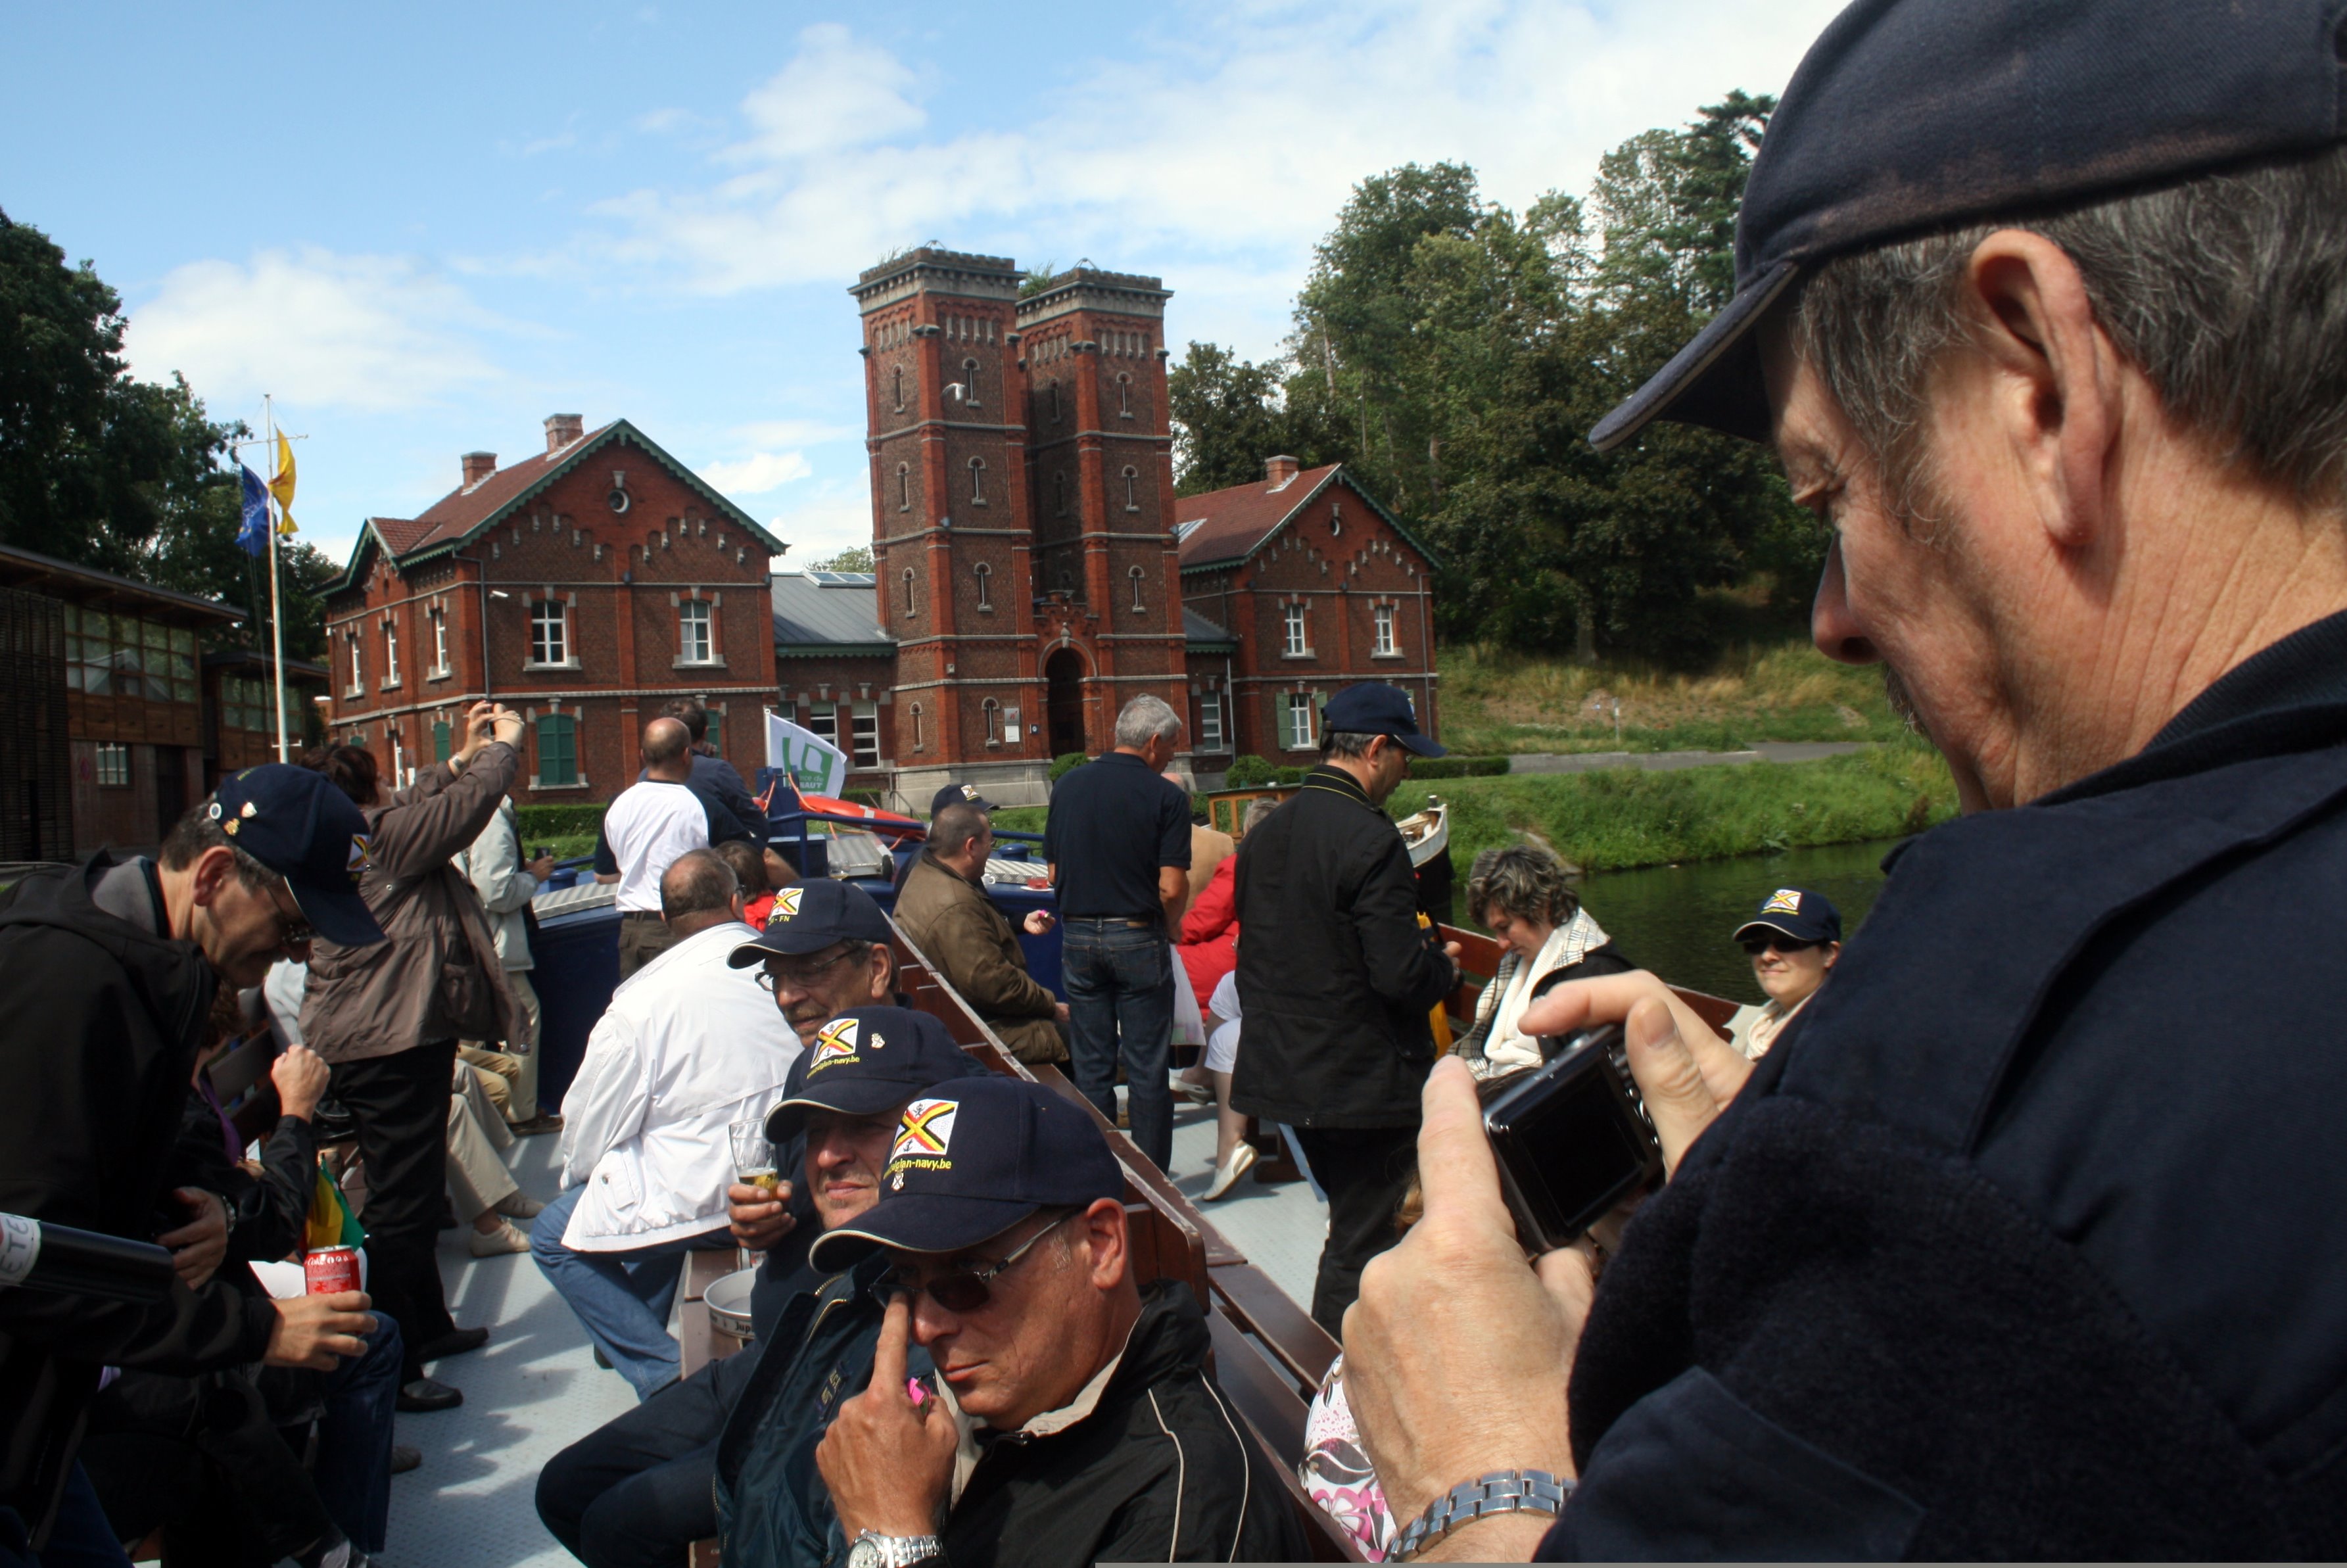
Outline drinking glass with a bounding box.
[729,1120,780,1193]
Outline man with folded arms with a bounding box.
[801,1075,1303,1567]
[1342,0,2347,1557]
[895,782,1068,1065]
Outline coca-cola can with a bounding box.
[304,1246,361,1296]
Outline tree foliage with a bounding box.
[1168,94,1828,665]
[0,208,339,658]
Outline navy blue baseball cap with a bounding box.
[1591,0,2347,453]
[727,877,893,962]
[210,765,385,947]
[765,1006,983,1143]
[1733,887,1843,948]
[1321,683,1445,758]
[928,781,999,816]
[809,1076,1126,1269]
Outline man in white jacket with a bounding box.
[531,849,802,1398]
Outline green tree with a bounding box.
[1167,343,1348,494]
[804,544,875,573]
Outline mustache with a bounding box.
[1880,663,1923,732]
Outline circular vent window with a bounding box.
[608,489,631,514]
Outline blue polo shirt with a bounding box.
[1043,751,1191,921]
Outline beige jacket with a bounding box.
[300,742,522,1064]
[894,852,1064,1064]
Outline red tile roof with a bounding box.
[1174,463,1339,567]
[370,423,619,559]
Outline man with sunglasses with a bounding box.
[539,1005,976,1568]
[1724,888,1841,1060]
[0,765,388,1559]
[801,1075,1304,1568]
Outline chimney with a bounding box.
[1264,454,1299,490]
[461,451,498,488]
[545,413,585,454]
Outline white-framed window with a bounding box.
[1374,602,1396,656]
[1129,565,1147,612]
[983,698,1002,748]
[902,568,918,617]
[911,702,925,752]
[1122,465,1139,512]
[806,701,838,746]
[347,636,363,694]
[391,734,406,786]
[1280,691,1318,751]
[383,623,399,686]
[94,742,130,788]
[897,463,911,512]
[968,456,987,506]
[431,610,449,674]
[1198,692,1223,752]
[850,703,881,769]
[1284,604,1308,656]
[530,600,568,665]
[679,599,713,663]
[974,561,993,611]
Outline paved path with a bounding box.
[1505,740,1870,774]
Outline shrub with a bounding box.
[1222,754,1277,788]
[516,803,606,838]
[1409,755,1512,780]
[1049,751,1090,785]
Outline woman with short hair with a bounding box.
[1452,843,1635,1078]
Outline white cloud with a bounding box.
[589,0,1847,314]
[124,247,531,413]
[765,477,876,565]
[728,417,859,447]
[701,448,814,494]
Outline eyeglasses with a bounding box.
[269,883,317,949]
[1740,936,1819,956]
[754,945,859,991]
[872,1210,1076,1314]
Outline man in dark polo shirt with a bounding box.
[1041,695,1191,1170]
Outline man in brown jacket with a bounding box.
[893,786,1068,1065]
[301,700,525,1406]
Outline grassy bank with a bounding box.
[1439,639,1912,755]
[1390,742,1957,873]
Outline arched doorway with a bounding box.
[1045,647,1086,758]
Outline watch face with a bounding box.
[847,1540,884,1568]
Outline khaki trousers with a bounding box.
[458,968,544,1121]
[448,1058,519,1223]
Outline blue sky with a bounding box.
[3,0,1843,575]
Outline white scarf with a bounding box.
[1482,907,1610,1074]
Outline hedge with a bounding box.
[516,803,607,838]
[1216,753,1508,788]
[1049,751,1089,785]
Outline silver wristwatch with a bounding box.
[846,1531,941,1568]
[1394,1468,1573,1559]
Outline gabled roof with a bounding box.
[331,419,785,593]
[771,572,896,657]
[1173,463,1438,575]
[1183,606,1237,653]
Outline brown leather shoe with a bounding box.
[508,1112,565,1137]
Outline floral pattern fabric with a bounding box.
[1300,1354,1398,1561]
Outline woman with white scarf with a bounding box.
[1452,844,1636,1078]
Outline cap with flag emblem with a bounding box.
[209,765,385,947]
[763,1005,984,1143]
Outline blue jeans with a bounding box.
[532,1185,730,1400]
[1062,919,1176,1170]
[314,1314,402,1554]
[8,1465,129,1567]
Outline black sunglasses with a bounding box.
[1741,936,1820,956]
[872,1210,1076,1314]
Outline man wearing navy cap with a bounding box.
[1344,0,2347,1557]
[784,1075,1300,1568]
[1231,681,1459,1334]
[1725,886,1841,1060]
[0,767,385,1554]
[540,1007,978,1568]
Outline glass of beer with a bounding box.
[730,1120,780,1194]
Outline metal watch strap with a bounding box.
[854,1532,942,1567]
[1394,1468,1573,1560]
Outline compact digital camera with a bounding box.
[1481,1024,1662,1252]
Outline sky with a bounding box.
[3,0,1846,577]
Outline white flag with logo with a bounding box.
[766,709,848,797]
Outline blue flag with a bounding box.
[237,465,270,557]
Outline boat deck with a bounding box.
[380,1097,1327,1565]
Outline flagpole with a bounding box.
[265,394,291,763]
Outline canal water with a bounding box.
[1568,836,1908,1005]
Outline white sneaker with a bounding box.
[1202,1142,1258,1201]
[1169,1074,1214,1106]
[492,1191,544,1220]
[468,1220,531,1256]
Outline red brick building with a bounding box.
[323,416,783,801]
[827,248,1440,803]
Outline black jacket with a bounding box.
[1230,767,1459,1128]
[939,1283,1304,1567]
[1546,610,2347,1559]
[0,857,277,1542]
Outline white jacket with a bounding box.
[556,920,802,1251]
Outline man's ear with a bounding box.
[1961,229,2121,550]
[1081,1198,1129,1290]
[187,845,238,909]
[867,946,895,1001]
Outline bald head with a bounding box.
[659,848,742,939]
[642,717,692,780]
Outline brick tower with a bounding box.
[852,249,1046,803]
[1014,266,1189,769]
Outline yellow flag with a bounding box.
[268,431,298,535]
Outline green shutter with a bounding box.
[536,714,579,786]
[706,711,723,759]
[432,722,452,764]
[1271,691,1292,751]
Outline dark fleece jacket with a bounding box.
[0,857,277,1544]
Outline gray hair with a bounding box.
[1114,694,1183,749]
[1465,844,1580,930]
[1320,730,1376,760]
[930,801,989,859]
[660,848,738,921]
[1242,797,1279,832]
[1794,143,2347,527]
